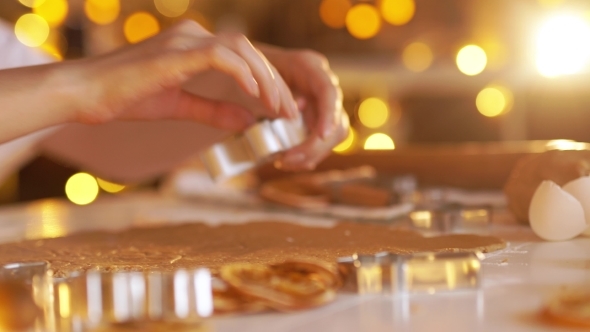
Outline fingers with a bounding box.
[279,111,350,170]
[297,53,342,139]
[158,39,261,99]
[312,72,342,139]
[217,33,298,119]
[161,22,297,119]
[268,64,299,119]
[174,91,256,131]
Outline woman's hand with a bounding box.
[258,44,349,170]
[74,20,298,131]
[0,19,347,172]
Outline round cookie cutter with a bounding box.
[200,117,306,181]
[0,264,214,332]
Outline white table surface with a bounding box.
[0,192,586,332]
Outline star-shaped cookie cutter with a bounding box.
[200,117,306,181]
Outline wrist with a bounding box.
[45,60,88,124]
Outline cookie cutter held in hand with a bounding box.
[337,251,483,294]
[200,117,306,181]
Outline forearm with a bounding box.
[0,62,79,144]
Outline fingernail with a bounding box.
[283,153,305,164]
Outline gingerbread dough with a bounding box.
[0,221,505,277]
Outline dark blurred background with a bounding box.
[0,0,589,204]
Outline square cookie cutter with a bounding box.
[200,117,306,181]
[337,251,483,294]
[409,205,492,235]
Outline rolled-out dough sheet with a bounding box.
[0,221,505,276]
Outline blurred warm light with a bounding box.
[358,97,389,128]
[546,139,588,151]
[65,173,99,206]
[85,0,120,25]
[37,29,66,60]
[33,0,68,28]
[402,42,433,72]
[480,38,507,71]
[319,0,351,29]
[333,127,356,153]
[456,44,487,76]
[39,43,62,60]
[476,85,513,117]
[19,0,46,8]
[15,14,50,47]
[380,0,415,26]
[96,178,125,193]
[124,12,160,44]
[364,133,395,150]
[346,4,381,39]
[154,0,190,18]
[25,201,68,238]
[58,283,70,318]
[537,0,564,8]
[536,14,590,77]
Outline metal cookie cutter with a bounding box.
[43,269,213,332]
[200,117,306,181]
[337,251,483,294]
[409,204,492,235]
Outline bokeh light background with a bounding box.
[1,0,590,204]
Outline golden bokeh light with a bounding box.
[402,42,433,72]
[38,29,67,60]
[32,0,68,28]
[65,173,99,206]
[85,0,120,25]
[537,0,564,8]
[380,0,415,26]
[545,139,588,151]
[476,85,513,117]
[319,0,351,29]
[25,201,68,239]
[536,14,590,77]
[18,0,46,8]
[364,133,395,150]
[358,97,389,128]
[333,127,356,153]
[345,4,381,39]
[39,43,63,60]
[124,12,160,44]
[154,0,190,18]
[456,44,487,76]
[58,283,71,318]
[96,178,125,193]
[14,14,50,47]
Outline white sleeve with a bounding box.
[0,20,61,185]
